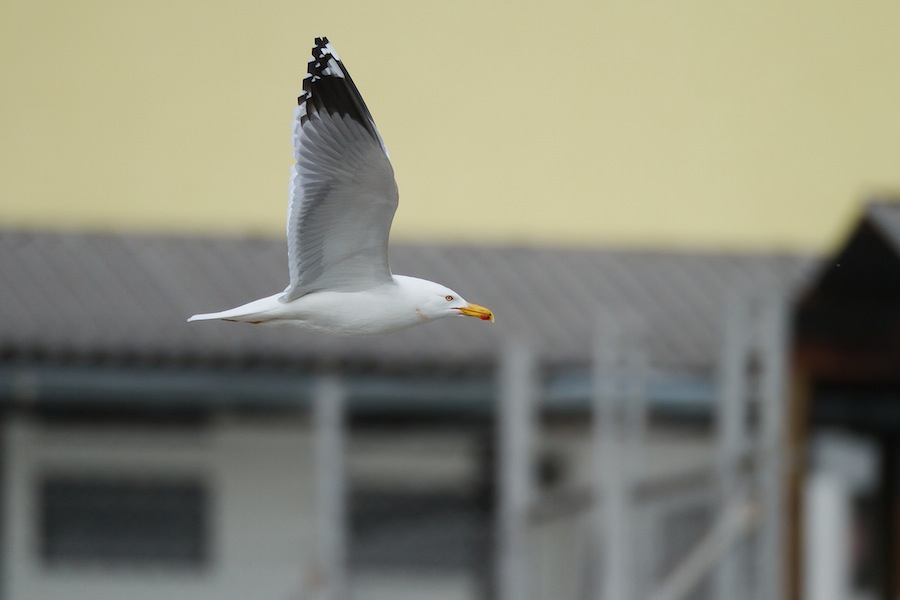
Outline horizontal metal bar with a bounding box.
[0,363,716,417]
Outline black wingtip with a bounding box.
[298,37,328,106]
[296,37,383,146]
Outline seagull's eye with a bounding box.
[445,295,454,302]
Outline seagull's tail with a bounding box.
[187,310,243,323]
[187,294,282,324]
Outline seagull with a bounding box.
[189,37,494,335]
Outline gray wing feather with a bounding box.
[281,38,399,301]
[282,109,398,300]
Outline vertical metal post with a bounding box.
[802,472,850,600]
[497,339,536,600]
[757,296,788,600]
[624,343,647,484]
[624,344,648,598]
[315,374,347,600]
[715,297,749,600]
[594,319,631,600]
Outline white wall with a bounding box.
[1,411,719,600]
[2,413,317,600]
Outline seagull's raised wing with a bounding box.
[281,37,398,301]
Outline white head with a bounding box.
[398,276,495,323]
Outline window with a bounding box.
[350,490,488,571]
[40,477,209,569]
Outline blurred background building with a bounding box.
[3,2,900,600]
[0,229,809,600]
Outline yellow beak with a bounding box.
[457,303,495,322]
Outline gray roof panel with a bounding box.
[0,230,815,373]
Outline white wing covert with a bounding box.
[282,37,398,302]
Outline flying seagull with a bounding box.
[189,37,494,335]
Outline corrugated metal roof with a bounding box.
[0,230,815,373]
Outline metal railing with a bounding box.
[305,293,789,600]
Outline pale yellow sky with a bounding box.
[2,1,900,252]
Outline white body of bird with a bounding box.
[188,275,492,335]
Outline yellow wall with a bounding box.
[2,1,900,251]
